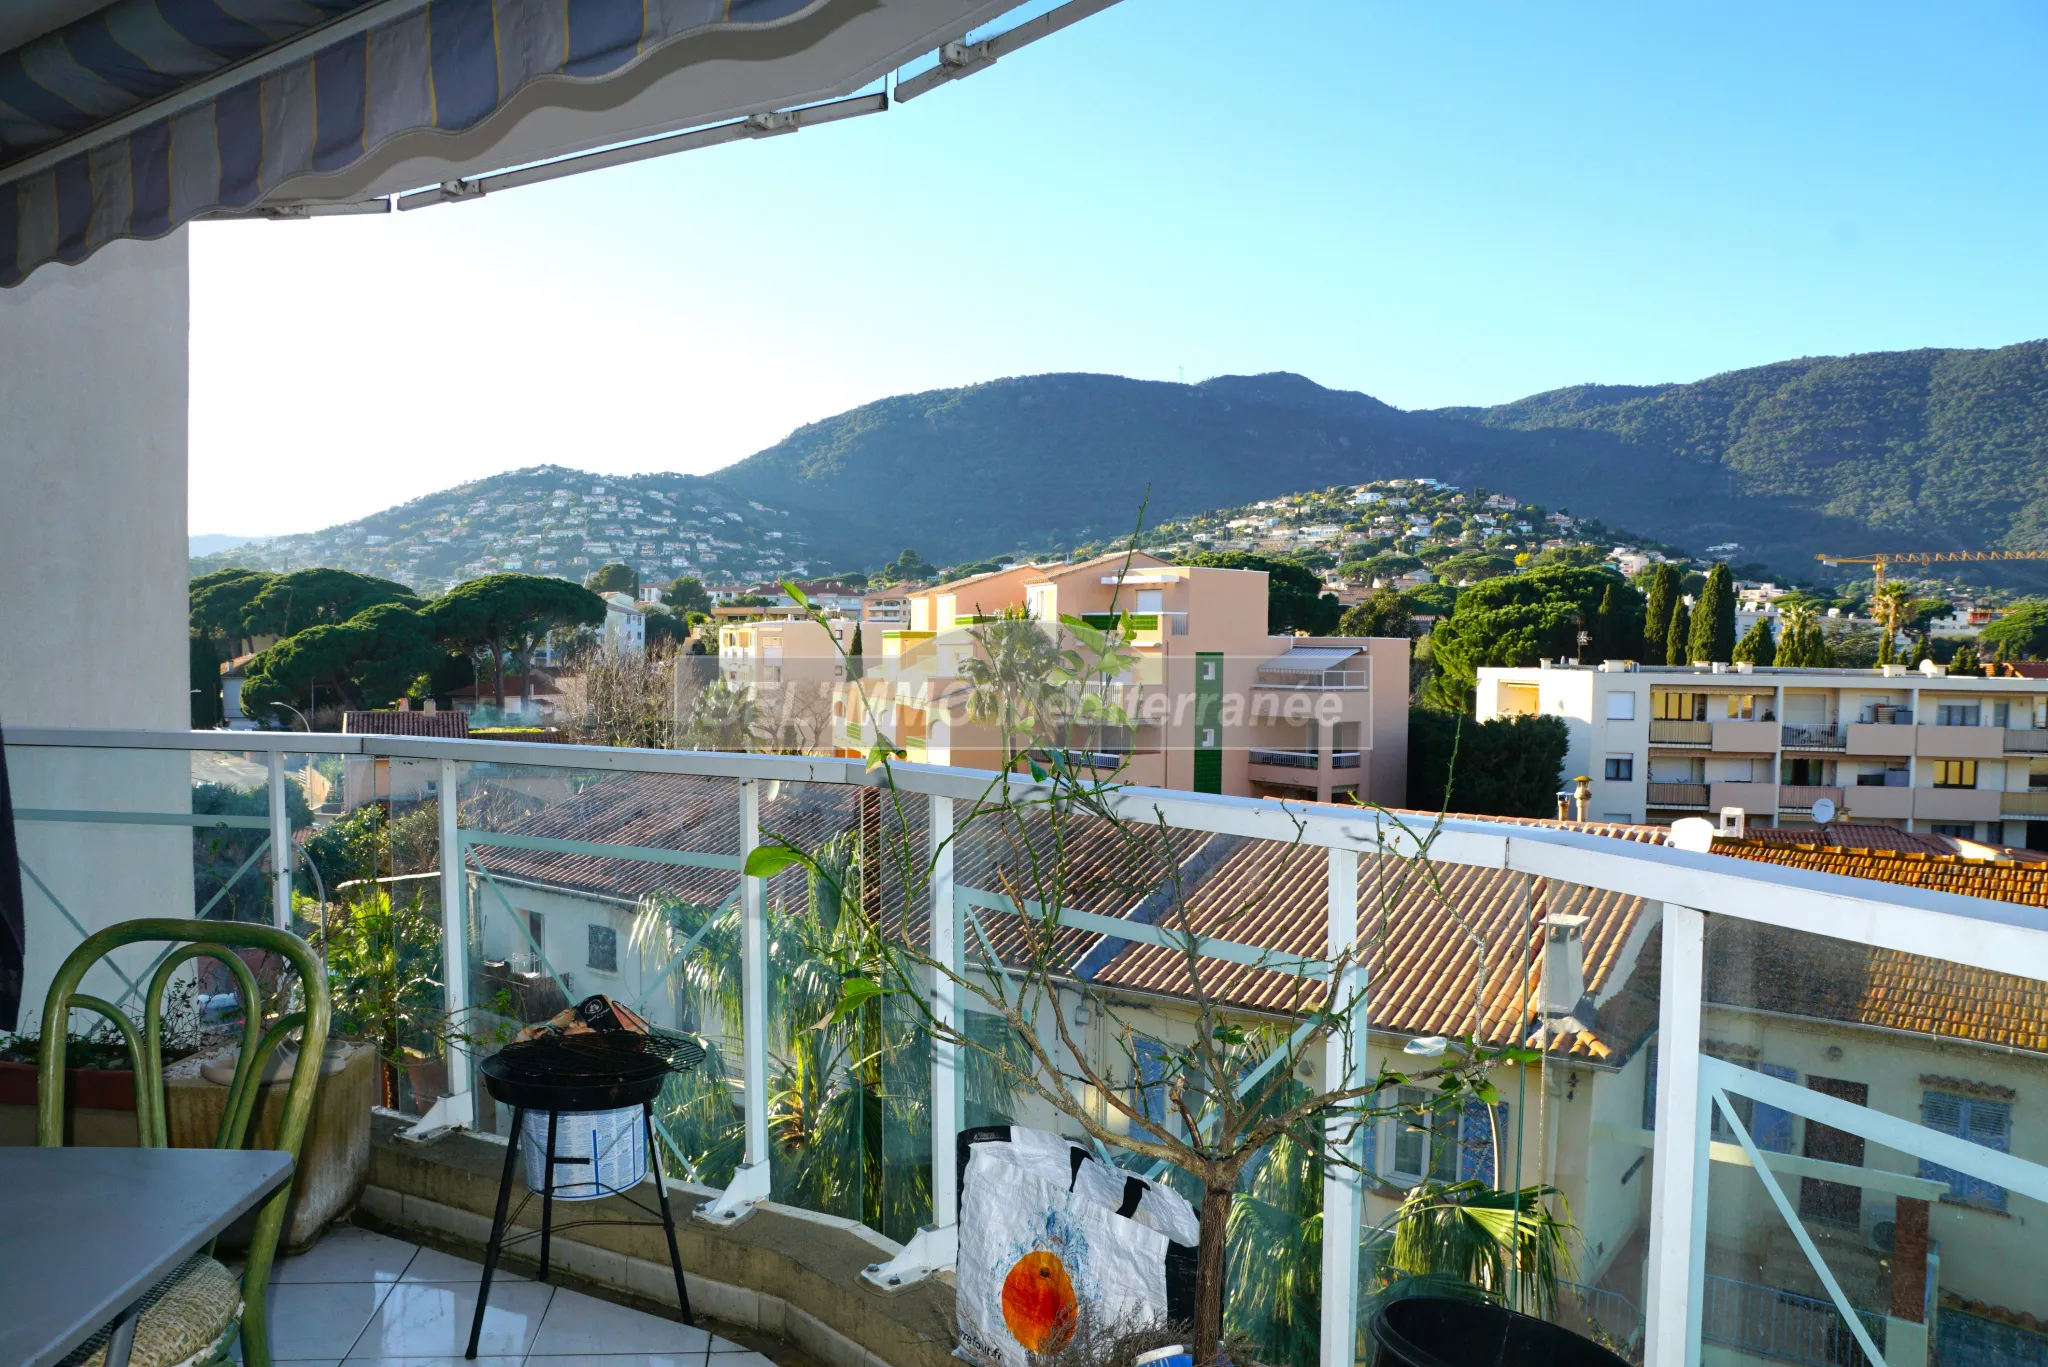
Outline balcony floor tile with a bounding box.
[235,1227,750,1365]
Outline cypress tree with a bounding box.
[1593,583,1623,663]
[1667,600,1693,666]
[848,624,865,680]
[1690,564,1736,664]
[1643,564,1678,665]
[1732,617,1776,666]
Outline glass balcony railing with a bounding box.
[1253,669,1368,690]
[1247,748,1319,769]
[6,724,2043,1367]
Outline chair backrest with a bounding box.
[35,917,332,1336]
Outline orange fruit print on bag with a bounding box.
[1000,1250,1078,1352]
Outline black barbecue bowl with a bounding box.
[480,1033,676,1113]
[1369,1296,1630,1367]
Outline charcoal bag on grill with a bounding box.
[954,1125,1201,1367]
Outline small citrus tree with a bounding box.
[747,566,1560,1364]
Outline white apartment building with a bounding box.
[1477,659,2048,846]
[600,591,646,655]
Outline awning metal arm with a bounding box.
[392,92,888,212]
[893,0,1125,103]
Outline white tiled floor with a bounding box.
[241,1227,774,1367]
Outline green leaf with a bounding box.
[1028,759,1048,782]
[782,580,811,609]
[744,844,810,879]
[808,976,889,1032]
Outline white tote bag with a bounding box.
[956,1127,1200,1367]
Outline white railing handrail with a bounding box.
[9,725,2048,976]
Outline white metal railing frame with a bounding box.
[9,725,2048,1367]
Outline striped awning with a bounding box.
[0,0,1037,285]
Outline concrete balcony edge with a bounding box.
[364,1112,953,1367]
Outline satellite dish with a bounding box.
[1670,817,1717,853]
[1812,797,1837,825]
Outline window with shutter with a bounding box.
[1458,1099,1510,1186]
[1920,1091,2011,1212]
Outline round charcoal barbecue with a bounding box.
[464,1030,706,1360]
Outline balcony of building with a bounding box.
[1650,720,1713,747]
[6,726,2046,1367]
[1254,646,1370,691]
[1779,784,1845,813]
[1782,725,1848,751]
[2003,730,2048,755]
[1646,780,1711,808]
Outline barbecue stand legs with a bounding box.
[463,1104,695,1359]
[466,1106,524,1360]
[539,1109,560,1281]
[644,1101,695,1325]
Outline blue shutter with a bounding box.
[1919,1092,2010,1212]
[1134,1038,1170,1132]
[1751,1064,1798,1154]
[1459,1100,1510,1186]
[1642,1043,1658,1131]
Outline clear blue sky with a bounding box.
[190,0,2048,535]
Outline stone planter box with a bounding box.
[169,1042,378,1254]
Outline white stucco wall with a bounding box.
[2,232,192,1026]
[0,230,189,730]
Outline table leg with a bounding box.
[103,1308,139,1367]
[538,1109,559,1281]
[643,1102,695,1326]
[466,1106,523,1361]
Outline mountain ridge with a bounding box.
[197,339,2048,590]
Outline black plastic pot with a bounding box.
[1370,1296,1632,1367]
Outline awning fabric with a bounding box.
[0,0,820,285]
[1263,647,1362,672]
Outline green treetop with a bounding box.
[1666,599,1692,666]
[1338,586,1413,639]
[664,576,713,614]
[239,602,441,718]
[241,568,419,640]
[1689,564,1736,664]
[585,562,638,597]
[430,573,606,710]
[1642,563,1679,665]
[1732,617,1777,666]
[1423,566,1623,711]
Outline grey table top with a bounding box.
[0,1147,294,1367]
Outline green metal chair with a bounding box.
[37,918,333,1367]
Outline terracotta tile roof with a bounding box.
[1708,837,2048,1052]
[1735,823,1952,855]
[1712,839,2048,906]
[1998,662,2048,679]
[1705,919,2048,1054]
[341,710,470,737]
[1090,834,1653,1059]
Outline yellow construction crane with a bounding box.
[1816,549,2048,590]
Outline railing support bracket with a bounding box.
[695,1159,770,1226]
[861,1222,957,1292]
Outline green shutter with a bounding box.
[1194,652,1223,794]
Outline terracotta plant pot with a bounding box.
[405,1056,450,1112]
[0,1057,139,1110]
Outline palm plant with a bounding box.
[1376,1178,1577,1318]
[1873,583,1914,665]
[961,611,1068,766]
[629,831,1018,1241]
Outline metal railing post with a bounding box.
[1319,846,1363,1367]
[267,751,291,930]
[1645,903,1709,1367]
[740,779,769,1167]
[438,759,471,1100]
[701,776,773,1223]
[861,792,961,1290]
[930,794,961,1222]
